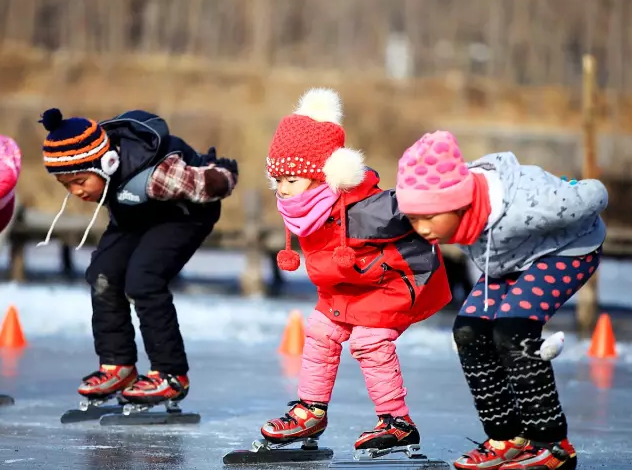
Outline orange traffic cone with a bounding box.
[0,306,27,349]
[587,313,617,359]
[278,310,305,356]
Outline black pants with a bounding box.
[85,216,216,375]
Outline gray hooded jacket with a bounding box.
[459,152,608,291]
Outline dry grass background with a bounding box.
[1,0,631,231]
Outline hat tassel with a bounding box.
[332,193,355,268]
[277,227,301,271]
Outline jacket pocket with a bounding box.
[379,262,415,309]
[353,244,384,274]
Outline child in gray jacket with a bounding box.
[395,131,606,470]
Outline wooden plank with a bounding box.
[576,54,599,339]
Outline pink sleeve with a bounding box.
[0,135,21,200]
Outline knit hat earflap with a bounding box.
[38,108,121,251]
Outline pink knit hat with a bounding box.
[395,130,473,215]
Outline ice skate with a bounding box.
[350,415,426,460]
[454,437,529,470]
[499,439,577,470]
[60,365,138,424]
[95,371,200,426]
[121,371,189,405]
[0,394,14,407]
[328,416,450,469]
[261,399,328,443]
[78,364,138,400]
[223,401,332,465]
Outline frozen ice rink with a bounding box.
[1,284,632,469]
[0,246,632,469]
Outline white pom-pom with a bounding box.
[101,150,120,176]
[294,88,343,125]
[323,147,365,192]
[539,331,565,361]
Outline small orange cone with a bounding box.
[587,313,617,359]
[278,310,305,356]
[0,306,27,349]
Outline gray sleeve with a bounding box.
[524,167,608,230]
[346,189,413,240]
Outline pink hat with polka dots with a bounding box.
[395,130,473,215]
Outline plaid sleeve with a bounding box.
[146,154,231,202]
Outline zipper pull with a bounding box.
[379,263,388,284]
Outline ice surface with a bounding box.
[0,283,631,468]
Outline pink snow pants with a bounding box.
[298,309,409,417]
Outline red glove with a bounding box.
[0,135,21,233]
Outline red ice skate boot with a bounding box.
[354,415,420,450]
[121,371,189,405]
[454,437,530,470]
[261,400,328,443]
[499,438,577,470]
[78,365,138,399]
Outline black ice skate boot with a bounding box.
[354,415,420,450]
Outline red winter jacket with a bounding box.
[298,169,452,330]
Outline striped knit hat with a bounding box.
[40,108,120,178]
[38,108,120,251]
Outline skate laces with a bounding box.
[81,370,110,385]
[465,438,498,457]
[132,373,184,391]
[280,400,326,424]
[520,441,569,460]
[377,414,414,431]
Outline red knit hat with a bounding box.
[267,88,366,271]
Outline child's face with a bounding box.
[56,172,106,202]
[275,176,319,198]
[406,210,465,244]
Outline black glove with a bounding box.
[215,157,239,180]
[202,146,218,164]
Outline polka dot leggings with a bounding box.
[459,247,602,322]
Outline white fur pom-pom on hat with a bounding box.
[294,88,343,125]
[323,147,365,192]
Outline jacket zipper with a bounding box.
[380,263,415,308]
[354,245,384,274]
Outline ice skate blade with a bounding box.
[223,448,334,465]
[0,394,15,407]
[61,404,124,424]
[99,411,201,426]
[355,444,426,460]
[329,456,450,469]
[223,438,333,465]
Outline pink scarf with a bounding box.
[277,183,339,237]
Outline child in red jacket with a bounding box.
[261,88,452,451]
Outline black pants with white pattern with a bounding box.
[85,214,217,376]
[452,249,601,443]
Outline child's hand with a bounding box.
[215,157,239,185]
